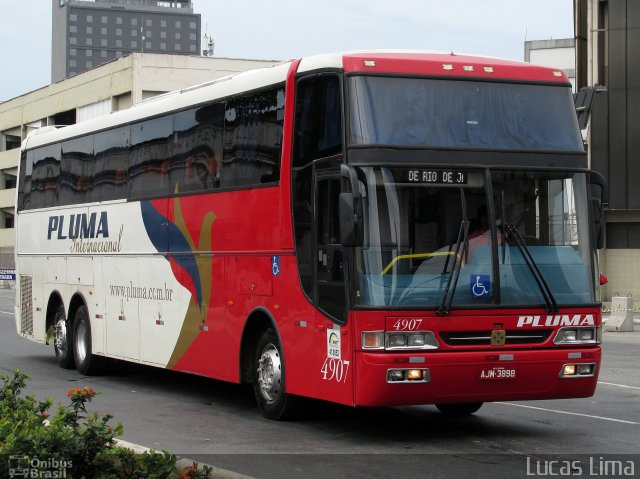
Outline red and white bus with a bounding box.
[15,51,606,419]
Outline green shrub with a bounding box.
[0,370,212,479]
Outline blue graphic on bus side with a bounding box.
[272,256,280,276]
[471,275,490,297]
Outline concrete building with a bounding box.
[574,0,640,300]
[52,0,201,82]
[0,53,280,269]
[525,38,576,91]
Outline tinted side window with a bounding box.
[60,136,94,206]
[18,151,33,211]
[129,116,172,199]
[30,145,61,209]
[292,75,342,167]
[93,127,129,202]
[171,104,224,193]
[222,87,284,188]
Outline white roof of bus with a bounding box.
[24,59,293,150]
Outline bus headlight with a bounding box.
[554,327,600,345]
[361,331,439,351]
[386,331,439,350]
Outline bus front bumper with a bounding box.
[354,347,601,407]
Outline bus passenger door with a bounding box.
[313,174,353,405]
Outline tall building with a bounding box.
[524,38,576,91]
[575,0,640,299]
[52,0,201,82]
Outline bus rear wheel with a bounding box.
[435,402,483,415]
[53,305,75,369]
[73,305,103,375]
[252,327,299,420]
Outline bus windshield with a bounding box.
[348,76,584,152]
[355,168,596,308]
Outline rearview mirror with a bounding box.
[339,192,363,246]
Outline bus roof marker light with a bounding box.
[463,65,474,72]
[364,60,376,67]
[553,71,563,77]
[483,66,494,73]
[442,64,454,71]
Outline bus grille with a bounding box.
[20,275,33,336]
[440,329,553,346]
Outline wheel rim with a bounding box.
[257,343,282,403]
[75,320,88,363]
[54,317,68,358]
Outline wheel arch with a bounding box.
[45,290,65,339]
[67,292,89,323]
[239,307,282,384]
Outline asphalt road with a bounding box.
[1,289,639,479]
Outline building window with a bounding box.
[86,61,93,69]
[101,50,107,58]
[101,38,107,46]
[160,42,166,50]
[86,15,93,22]
[116,39,122,48]
[101,27,107,35]
[175,32,181,40]
[69,48,77,56]
[131,18,138,26]
[146,41,152,49]
[86,50,92,57]
[86,26,93,34]
[131,40,137,48]
[70,25,77,33]
[70,14,77,22]
[116,17,122,24]
[190,44,196,52]
[5,216,14,229]
[69,59,77,68]
[190,33,196,41]
[161,31,166,39]
[146,19,152,27]
[102,16,108,23]
[116,51,123,58]
[86,38,92,46]
[146,30,152,38]
[175,21,181,28]
[190,22,196,29]
[175,43,181,51]
[70,37,77,45]
[116,28,122,36]
[131,29,138,37]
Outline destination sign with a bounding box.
[404,170,467,185]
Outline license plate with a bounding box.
[479,366,516,380]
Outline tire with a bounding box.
[73,305,103,375]
[435,402,483,415]
[252,327,299,420]
[53,305,75,369]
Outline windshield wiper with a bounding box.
[504,225,559,313]
[438,220,470,315]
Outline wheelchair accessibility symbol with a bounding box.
[470,275,490,297]
[272,256,280,276]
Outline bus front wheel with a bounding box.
[53,305,75,369]
[252,327,299,420]
[435,402,483,415]
[73,305,103,375]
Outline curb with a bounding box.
[115,439,253,479]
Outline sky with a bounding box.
[0,0,574,101]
